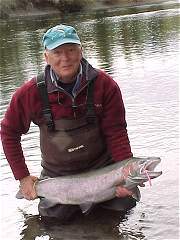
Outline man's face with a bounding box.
[45,43,82,83]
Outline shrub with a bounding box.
[52,0,95,13]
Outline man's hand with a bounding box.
[116,183,145,198]
[115,186,133,198]
[19,175,38,200]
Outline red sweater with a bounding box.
[1,65,132,180]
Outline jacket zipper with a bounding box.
[59,81,91,118]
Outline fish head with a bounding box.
[123,157,162,186]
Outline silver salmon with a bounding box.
[16,157,162,212]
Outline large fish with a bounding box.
[16,157,162,212]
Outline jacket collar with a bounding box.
[44,58,98,94]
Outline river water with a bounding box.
[0,1,179,240]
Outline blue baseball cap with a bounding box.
[42,24,81,50]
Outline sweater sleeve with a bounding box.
[1,83,35,180]
[100,74,133,161]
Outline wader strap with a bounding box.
[36,72,96,129]
[36,73,55,131]
[86,79,96,124]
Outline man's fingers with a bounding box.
[32,176,39,182]
[23,191,37,200]
[115,186,133,198]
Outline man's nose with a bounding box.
[60,51,69,60]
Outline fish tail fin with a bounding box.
[16,190,24,199]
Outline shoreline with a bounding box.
[0,0,178,20]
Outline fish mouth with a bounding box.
[143,157,161,171]
[138,157,162,182]
[129,170,162,182]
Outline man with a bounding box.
[1,24,136,222]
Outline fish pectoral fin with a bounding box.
[40,198,58,208]
[80,203,94,214]
[132,187,141,202]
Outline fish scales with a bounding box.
[37,166,122,204]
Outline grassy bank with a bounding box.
[0,0,95,18]
[0,0,177,19]
[0,0,94,12]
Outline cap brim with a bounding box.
[46,38,81,50]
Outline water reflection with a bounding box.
[0,8,179,92]
[20,208,127,240]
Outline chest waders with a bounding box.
[36,73,112,178]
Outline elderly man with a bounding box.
[1,24,136,222]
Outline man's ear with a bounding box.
[44,51,49,64]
